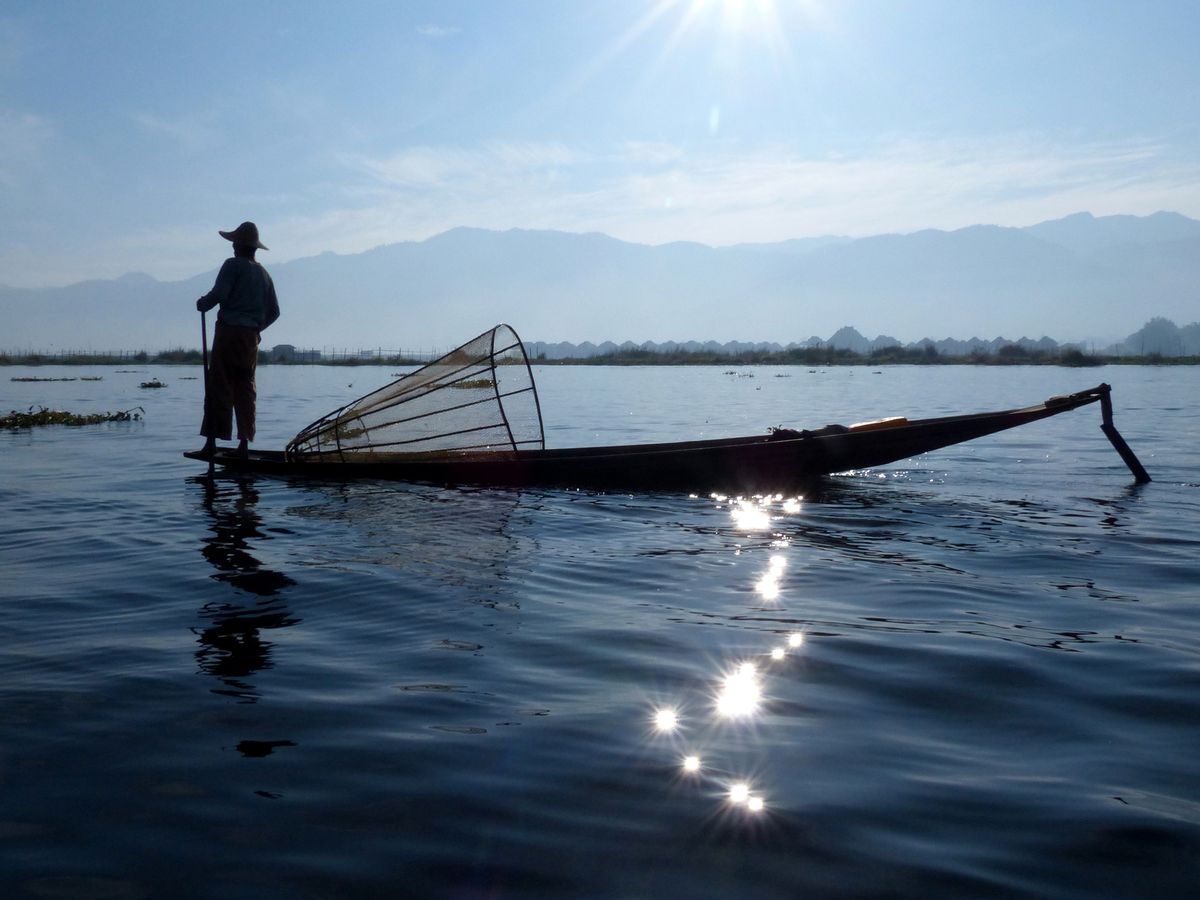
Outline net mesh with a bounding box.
[286,324,543,460]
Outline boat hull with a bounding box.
[185,386,1113,493]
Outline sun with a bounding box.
[683,0,831,37]
[682,0,782,37]
[707,0,777,17]
[665,0,829,67]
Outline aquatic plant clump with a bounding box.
[2,406,144,429]
[9,376,105,382]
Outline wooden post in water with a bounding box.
[1098,383,1151,483]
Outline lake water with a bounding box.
[2,363,1198,899]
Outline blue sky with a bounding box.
[2,0,1198,287]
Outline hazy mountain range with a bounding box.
[3,211,1198,353]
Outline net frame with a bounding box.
[285,324,544,461]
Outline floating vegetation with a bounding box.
[12,374,105,382]
[139,379,167,389]
[451,378,496,390]
[179,376,198,381]
[2,406,144,429]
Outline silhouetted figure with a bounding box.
[197,221,280,458]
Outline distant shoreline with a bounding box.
[3,349,1198,367]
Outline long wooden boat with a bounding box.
[184,383,1148,492]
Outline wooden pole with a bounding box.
[201,311,213,474]
[1098,384,1151,483]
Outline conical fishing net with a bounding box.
[286,324,543,460]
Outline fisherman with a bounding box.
[196,221,280,458]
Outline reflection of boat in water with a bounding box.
[284,479,528,609]
[185,325,1150,492]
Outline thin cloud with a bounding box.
[483,139,576,168]
[416,24,460,38]
[0,110,52,187]
[346,140,581,189]
[130,110,219,151]
[349,146,482,188]
[25,132,1196,286]
[620,140,685,166]
[329,133,1200,250]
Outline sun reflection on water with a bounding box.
[654,707,680,733]
[715,661,762,718]
[713,492,804,534]
[726,780,767,814]
[729,497,772,531]
[643,492,812,821]
[755,553,787,600]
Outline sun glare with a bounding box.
[716,662,762,718]
[755,554,788,601]
[729,781,751,804]
[681,0,830,45]
[654,707,680,732]
[731,498,772,531]
[688,0,779,30]
[661,0,831,92]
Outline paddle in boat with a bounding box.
[184,324,1150,492]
